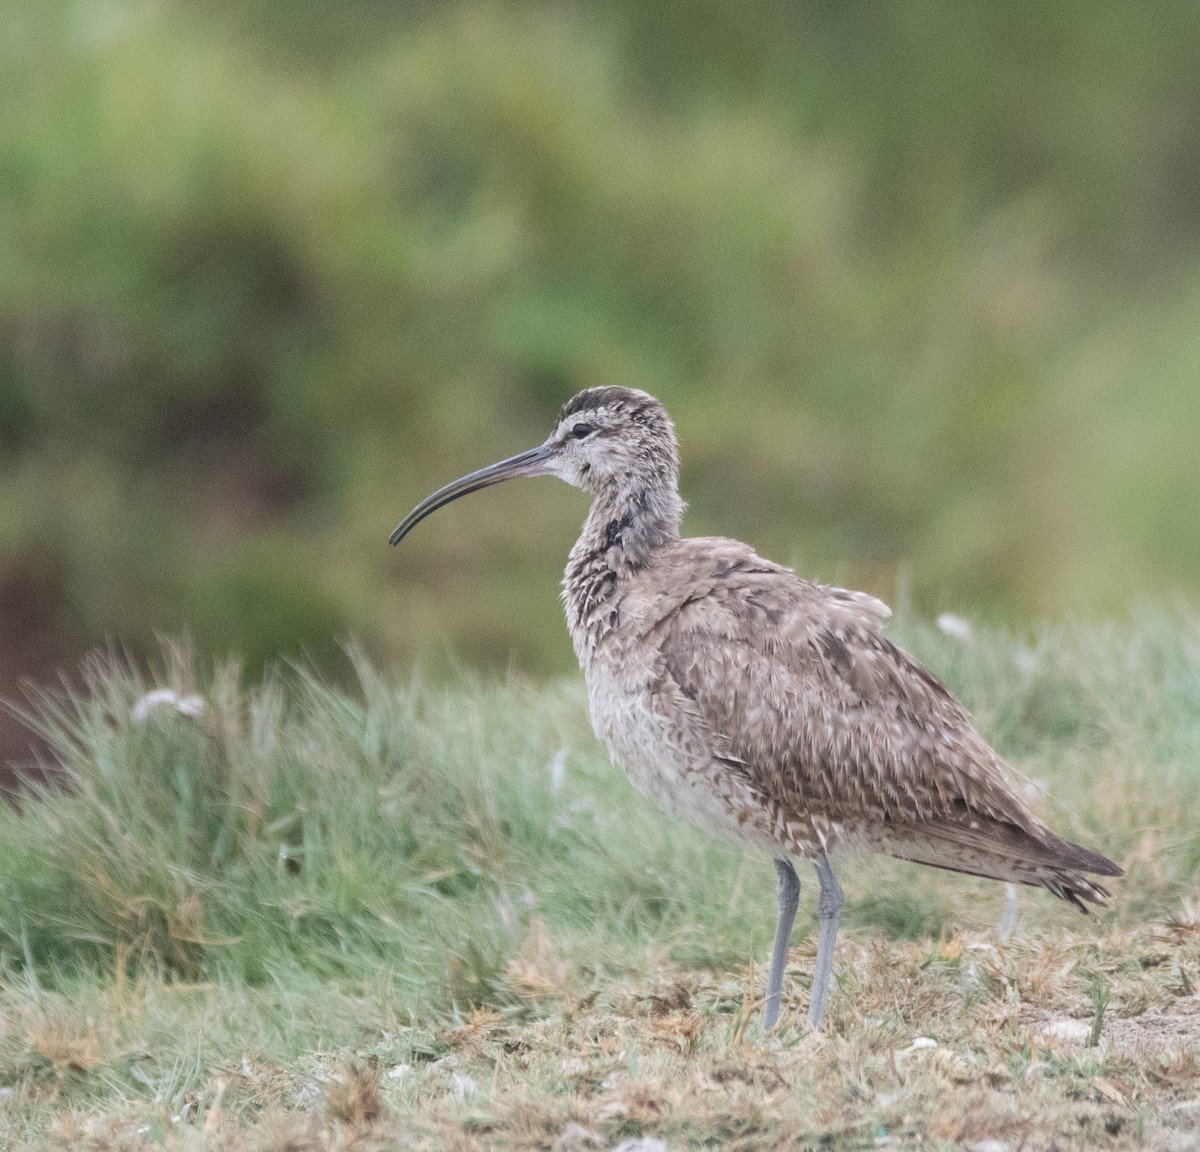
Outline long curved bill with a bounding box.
[389,443,554,545]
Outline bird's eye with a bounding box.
[570,422,596,440]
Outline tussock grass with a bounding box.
[0,611,1199,1148]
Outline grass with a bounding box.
[0,610,1199,1148]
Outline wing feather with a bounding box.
[643,538,1119,898]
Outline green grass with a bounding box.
[1,611,1199,1148]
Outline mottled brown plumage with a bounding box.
[390,386,1121,1030]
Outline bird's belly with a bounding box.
[584,663,783,855]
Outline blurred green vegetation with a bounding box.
[3,0,1200,692]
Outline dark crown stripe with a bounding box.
[559,387,628,419]
[559,386,659,422]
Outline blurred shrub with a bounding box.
[2,0,1200,692]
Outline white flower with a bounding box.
[936,613,972,641]
[131,689,207,724]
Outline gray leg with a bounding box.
[807,855,844,1030]
[762,858,800,1031]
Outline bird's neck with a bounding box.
[562,479,684,660]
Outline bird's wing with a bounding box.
[636,538,1118,901]
[647,540,1048,854]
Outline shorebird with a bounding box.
[390,387,1121,1030]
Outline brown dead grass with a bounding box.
[3,912,1200,1150]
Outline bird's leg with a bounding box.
[807,855,844,1030]
[763,857,800,1031]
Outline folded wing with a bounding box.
[650,539,1121,908]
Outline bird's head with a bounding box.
[390,387,680,545]
[543,386,680,494]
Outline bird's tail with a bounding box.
[882,819,1123,913]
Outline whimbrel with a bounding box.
[390,387,1121,1030]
